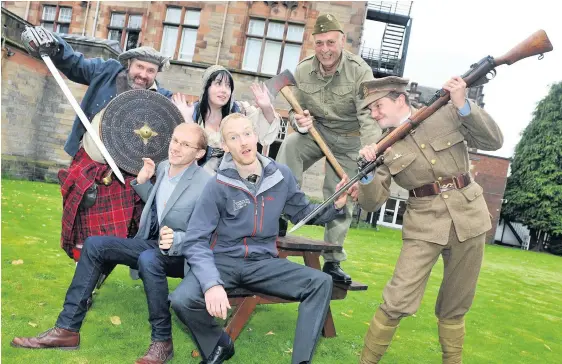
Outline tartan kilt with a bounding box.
[58,148,143,259]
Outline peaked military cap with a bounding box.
[313,13,344,35]
[118,46,170,72]
[360,76,410,109]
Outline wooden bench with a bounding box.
[225,235,368,341]
[79,235,367,337]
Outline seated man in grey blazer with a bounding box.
[11,123,211,364]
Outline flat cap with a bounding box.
[360,76,410,109]
[118,46,170,72]
[313,13,344,35]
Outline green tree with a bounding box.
[502,82,562,253]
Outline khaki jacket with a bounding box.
[358,101,503,244]
[293,50,381,145]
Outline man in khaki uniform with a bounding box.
[350,76,503,363]
[276,13,380,282]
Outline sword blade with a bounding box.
[41,55,125,184]
[289,155,385,234]
[288,173,363,233]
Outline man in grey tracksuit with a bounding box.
[169,113,350,364]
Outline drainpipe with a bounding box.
[24,1,31,21]
[140,2,151,46]
[82,1,90,36]
[91,1,100,37]
[399,18,413,77]
[215,1,229,65]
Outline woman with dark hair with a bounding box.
[172,65,280,174]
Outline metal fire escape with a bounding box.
[361,1,413,77]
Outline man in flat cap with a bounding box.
[20,26,173,266]
[348,76,503,363]
[276,13,380,283]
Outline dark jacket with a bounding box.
[50,34,172,157]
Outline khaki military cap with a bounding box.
[360,76,410,108]
[313,13,344,35]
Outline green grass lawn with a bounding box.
[2,179,561,364]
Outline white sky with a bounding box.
[363,0,562,158]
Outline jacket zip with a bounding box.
[243,237,249,258]
[252,202,257,236]
[260,196,265,233]
[210,231,218,250]
[217,180,258,257]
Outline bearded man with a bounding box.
[21,26,173,261]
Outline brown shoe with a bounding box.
[11,327,80,350]
[135,340,174,364]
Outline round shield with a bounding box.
[101,89,184,175]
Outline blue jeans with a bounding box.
[138,248,184,340]
[55,236,184,341]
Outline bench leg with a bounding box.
[322,307,337,338]
[225,296,259,341]
[301,251,337,338]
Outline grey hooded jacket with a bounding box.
[179,153,344,293]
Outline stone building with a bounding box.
[1,1,369,194]
[1,1,508,242]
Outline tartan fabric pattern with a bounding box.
[58,148,143,258]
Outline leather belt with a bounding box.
[409,172,471,198]
[341,130,361,137]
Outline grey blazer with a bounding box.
[131,160,211,261]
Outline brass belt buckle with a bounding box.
[452,175,461,189]
[436,180,454,193]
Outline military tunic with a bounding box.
[277,50,381,262]
[358,100,503,319]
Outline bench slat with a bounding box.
[334,281,368,291]
[277,235,342,252]
[228,280,368,300]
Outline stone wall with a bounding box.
[1,46,82,181]
[2,1,367,198]
[1,9,118,181]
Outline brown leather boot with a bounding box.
[11,327,80,349]
[135,340,174,364]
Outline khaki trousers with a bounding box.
[276,125,360,262]
[381,225,485,320]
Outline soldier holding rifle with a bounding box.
[267,27,551,364]
[350,75,503,363]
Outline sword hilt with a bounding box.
[102,171,113,185]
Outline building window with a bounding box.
[242,18,304,75]
[276,117,288,141]
[41,5,72,34]
[107,13,143,51]
[374,198,406,228]
[160,7,200,62]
